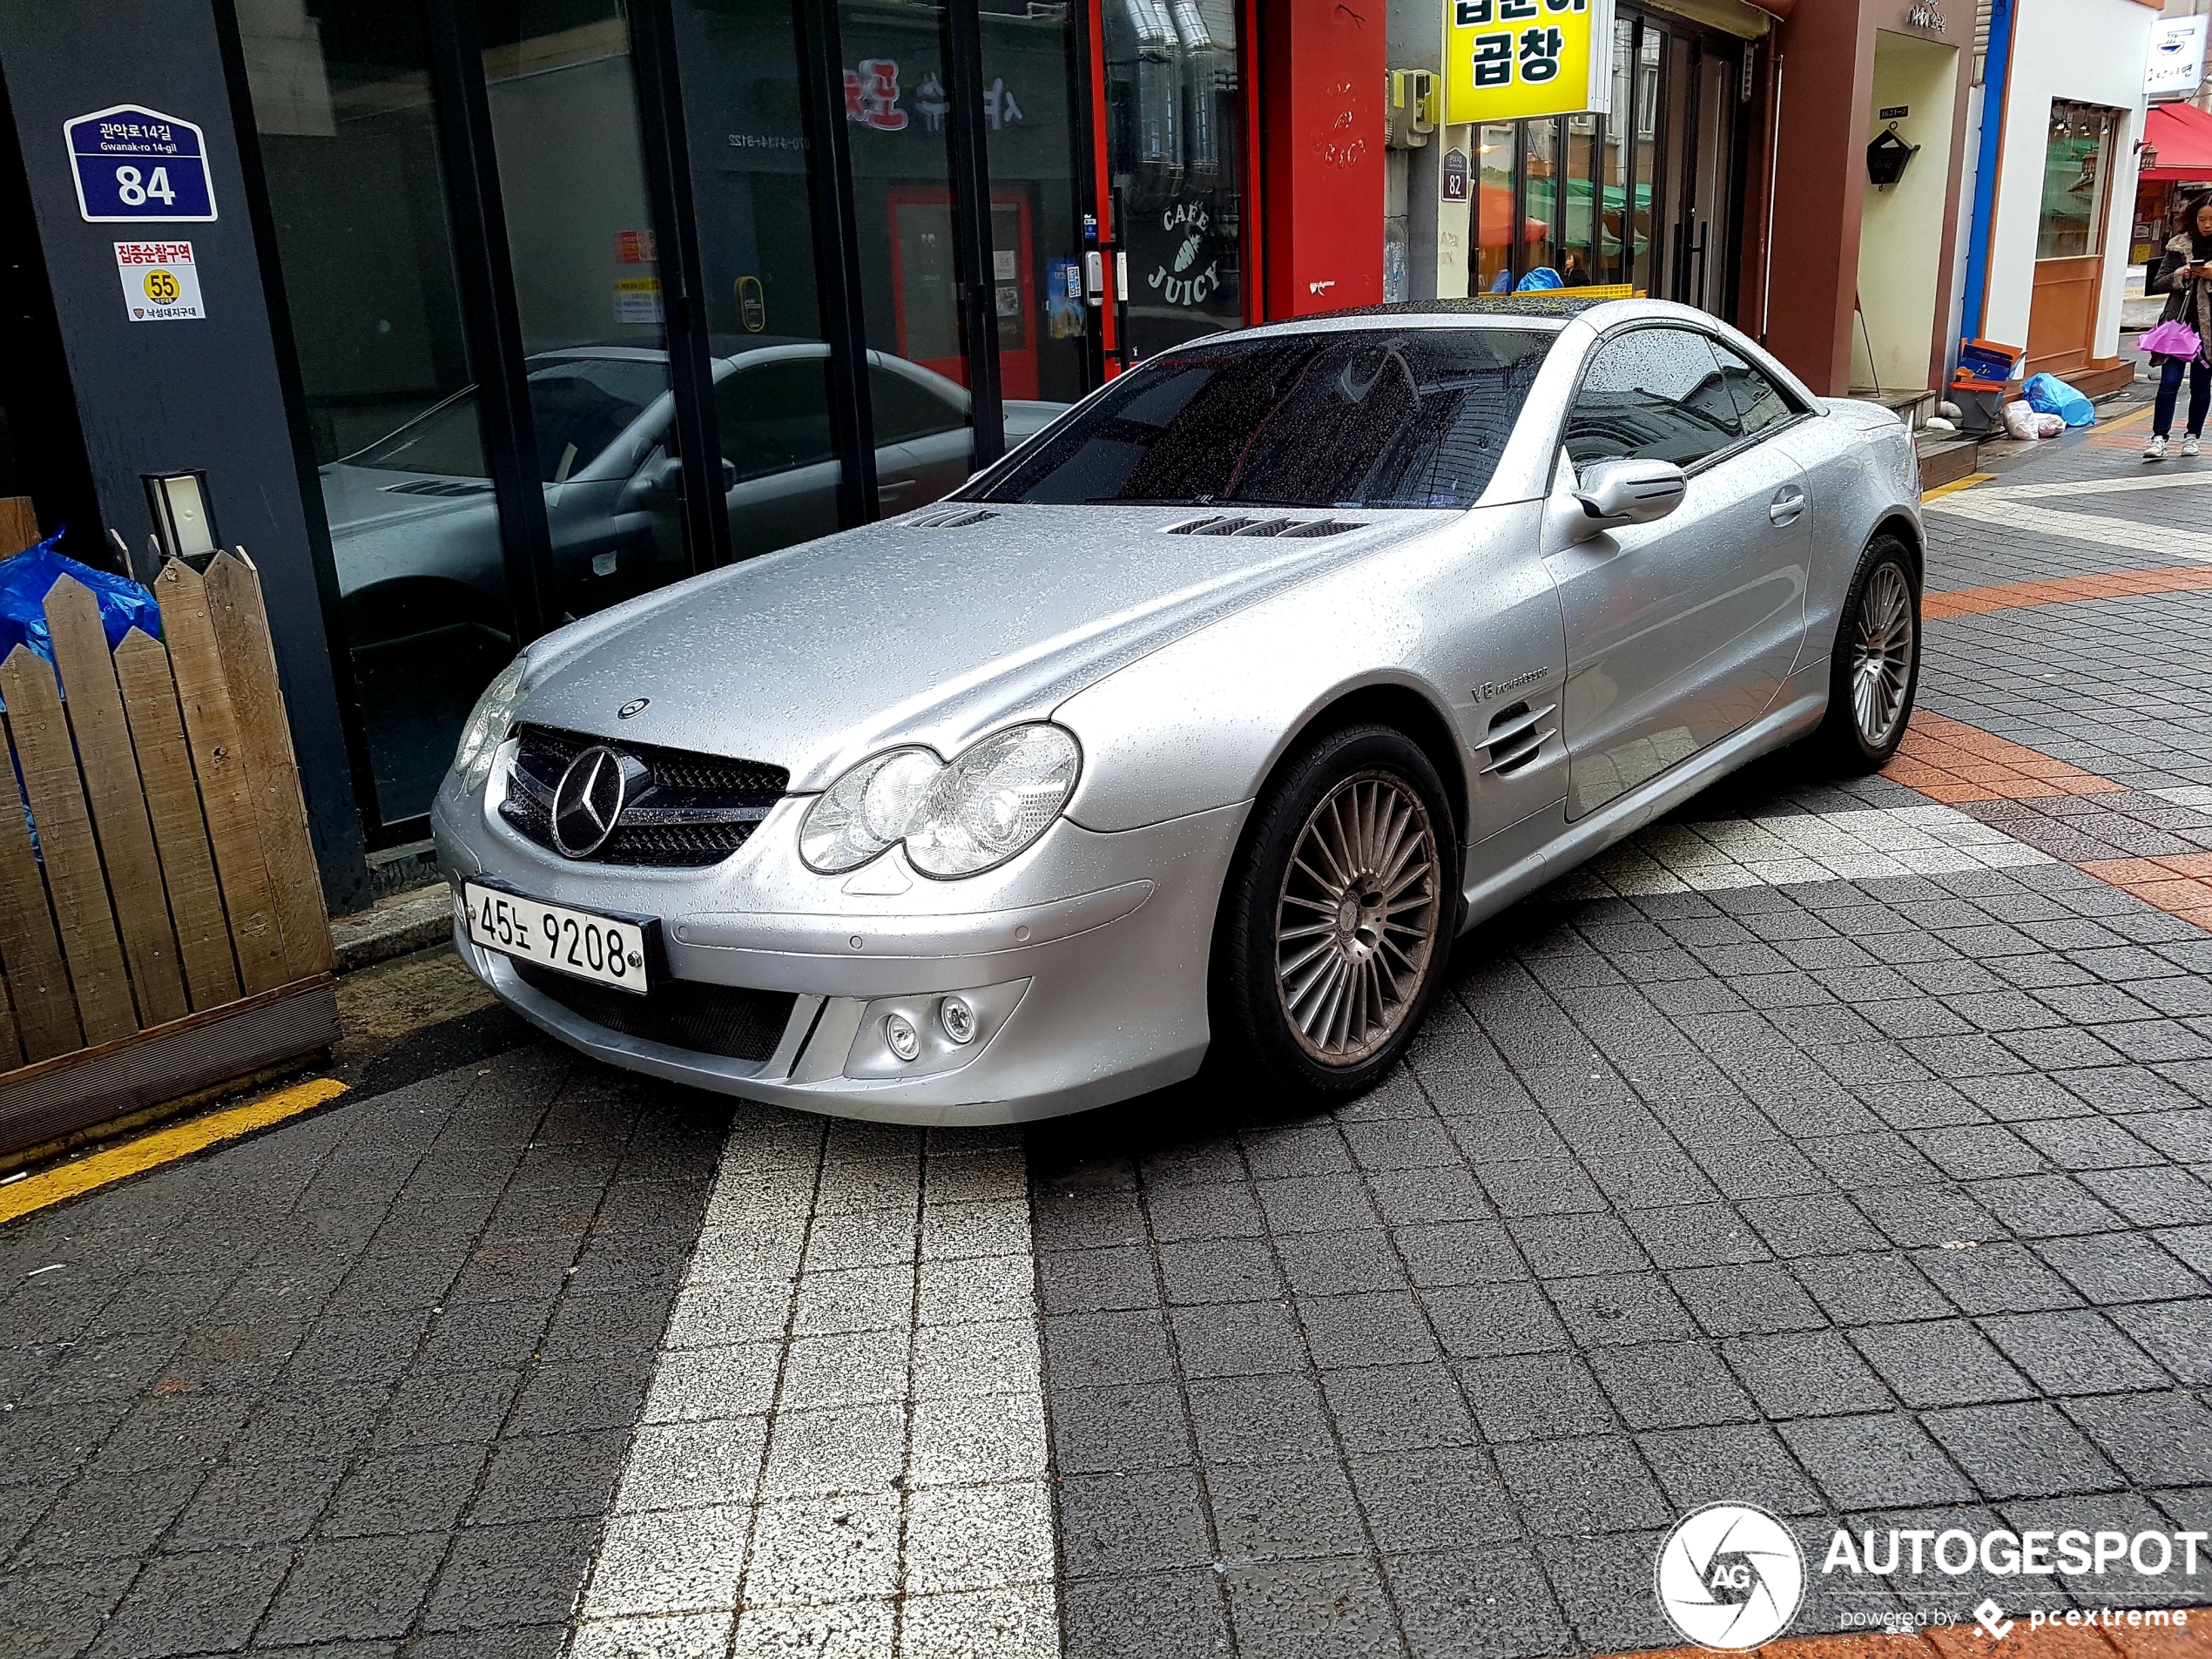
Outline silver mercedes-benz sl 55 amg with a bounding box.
[433,295,1925,1124]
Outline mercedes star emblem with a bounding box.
[550,745,646,858]
[617,698,649,719]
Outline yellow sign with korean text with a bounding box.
[1444,0,1615,125]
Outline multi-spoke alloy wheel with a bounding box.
[1851,562,1914,749]
[1273,771,1441,1067]
[1812,536,1919,773]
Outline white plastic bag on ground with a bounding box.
[2002,400,2040,441]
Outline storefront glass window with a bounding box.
[1563,113,1597,287]
[1602,20,1634,287]
[1634,27,1662,295]
[981,0,1090,406]
[835,0,977,503]
[481,2,687,627]
[1103,0,1245,356]
[242,0,513,826]
[2038,100,2116,260]
[670,0,841,561]
[1521,120,1558,278]
[1476,122,1514,293]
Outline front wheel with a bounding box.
[1211,725,1457,1101]
[1809,533,1921,772]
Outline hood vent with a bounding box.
[1481,700,1556,778]
[381,478,495,498]
[1166,515,1360,538]
[910,506,1000,529]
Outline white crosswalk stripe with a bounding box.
[569,1117,1055,1658]
[1920,494,2212,562]
[1547,803,2053,900]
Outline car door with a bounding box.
[1543,325,1811,819]
[869,358,975,514]
[715,354,842,559]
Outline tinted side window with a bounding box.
[716,359,835,479]
[1562,328,1742,469]
[870,364,968,444]
[1709,340,1797,438]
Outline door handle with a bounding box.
[1769,489,1806,525]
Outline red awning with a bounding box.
[2141,100,2212,182]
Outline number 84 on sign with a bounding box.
[1444,0,1616,125]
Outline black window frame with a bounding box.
[222,0,1072,850]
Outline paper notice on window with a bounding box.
[115,240,205,321]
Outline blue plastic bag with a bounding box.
[1515,266,1563,292]
[0,531,163,683]
[2023,371,2095,428]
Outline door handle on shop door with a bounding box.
[1769,489,1806,526]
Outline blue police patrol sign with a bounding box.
[65,105,217,223]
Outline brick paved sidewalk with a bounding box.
[0,429,2208,1659]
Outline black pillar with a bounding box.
[0,0,369,913]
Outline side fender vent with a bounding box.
[1481,700,1556,778]
[911,507,1000,529]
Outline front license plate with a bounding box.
[464,881,650,995]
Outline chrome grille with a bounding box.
[500,725,787,868]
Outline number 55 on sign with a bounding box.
[115,242,206,322]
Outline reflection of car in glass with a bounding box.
[321,341,1065,648]
[435,298,1923,1126]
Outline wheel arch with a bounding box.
[1263,678,1471,853]
[1871,511,1925,589]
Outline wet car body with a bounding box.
[433,297,1924,1124]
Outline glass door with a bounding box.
[241,0,518,827]
[479,1,690,628]
[670,0,843,563]
[836,0,976,515]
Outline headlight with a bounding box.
[799,724,1081,878]
[454,656,528,792]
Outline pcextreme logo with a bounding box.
[1655,1504,1807,1650]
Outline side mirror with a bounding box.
[1571,456,1687,529]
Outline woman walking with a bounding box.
[2143,195,2212,460]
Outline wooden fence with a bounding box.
[0,522,338,1155]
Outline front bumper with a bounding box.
[434,752,1245,1124]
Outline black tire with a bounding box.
[1210,724,1459,1102]
[1808,532,1921,773]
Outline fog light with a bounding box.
[883,1013,921,1062]
[940,995,976,1045]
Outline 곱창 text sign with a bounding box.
[1444,0,1615,125]
[67,105,217,222]
[115,241,206,322]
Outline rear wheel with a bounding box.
[1211,725,1456,1100]
[1810,533,1920,772]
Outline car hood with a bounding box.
[320,462,497,533]
[516,504,1449,791]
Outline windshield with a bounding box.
[345,358,671,482]
[971,327,1554,509]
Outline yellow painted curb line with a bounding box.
[1922,471,1994,502]
[0,1076,348,1228]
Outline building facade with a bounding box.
[1961,0,2158,397]
[2,0,1328,908]
[0,0,2131,914]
